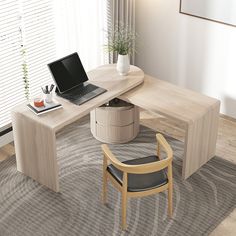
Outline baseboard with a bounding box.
[220,114,236,123]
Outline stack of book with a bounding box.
[27,100,62,115]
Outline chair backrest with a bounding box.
[101,133,173,174]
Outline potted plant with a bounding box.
[105,23,137,76]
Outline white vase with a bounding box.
[116,54,130,76]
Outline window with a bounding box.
[0,0,56,129]
[20,0,56,97]
[0,0,107,132]
[0,0,23,128]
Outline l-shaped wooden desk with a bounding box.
[12,65,220,192]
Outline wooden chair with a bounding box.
[101,133,173,230]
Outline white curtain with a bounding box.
[53,0,107,71]
[106,0,136,64]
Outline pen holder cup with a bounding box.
[45,93,53,103]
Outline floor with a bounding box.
[1,113,236,235]
[140,111,236,236]
[0,143,15,162]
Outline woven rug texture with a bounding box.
[0,117,236,236]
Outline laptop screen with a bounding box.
[48,52,88,94]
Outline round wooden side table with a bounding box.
[90,99,139,143]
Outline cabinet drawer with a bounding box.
[96,123,134,143]
[96,108,134,126]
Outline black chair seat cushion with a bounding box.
[107,155,168,192]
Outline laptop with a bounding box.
[48,52,107,105]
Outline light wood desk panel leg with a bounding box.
[182,103,220,179]
[12,112,59,192]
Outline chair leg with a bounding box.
[103,172,107,204]
[168,184,173,217]
[121,192,127,230]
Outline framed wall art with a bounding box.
[179,0,236,27]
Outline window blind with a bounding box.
[0,0,23,127]
[0,0,56,129]
[21,0,56,97]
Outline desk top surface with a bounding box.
[12,65,220,130]
[120,74,220,124]
[12,65,144,132]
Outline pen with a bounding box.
[49,84,54,92]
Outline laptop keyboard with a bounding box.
[76,84,98,95]
[56,83,107,105]
[62,84,99,100]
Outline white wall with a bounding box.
[135,0,236,118]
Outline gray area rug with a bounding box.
[0,117,236,236]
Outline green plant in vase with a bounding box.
[105,23,137,75]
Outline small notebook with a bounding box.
[27,100,62,115]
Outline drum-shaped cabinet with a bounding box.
[90,99,139,143]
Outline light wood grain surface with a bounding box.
[120,75,219,124]
[11,65,220,190]
[140,110,185,142]
[12,65,144,132]
[11,111,59,191]
[0,144,15,162]
[11,65,144,191]
[90,104,139,143]
[120,74,220,179]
